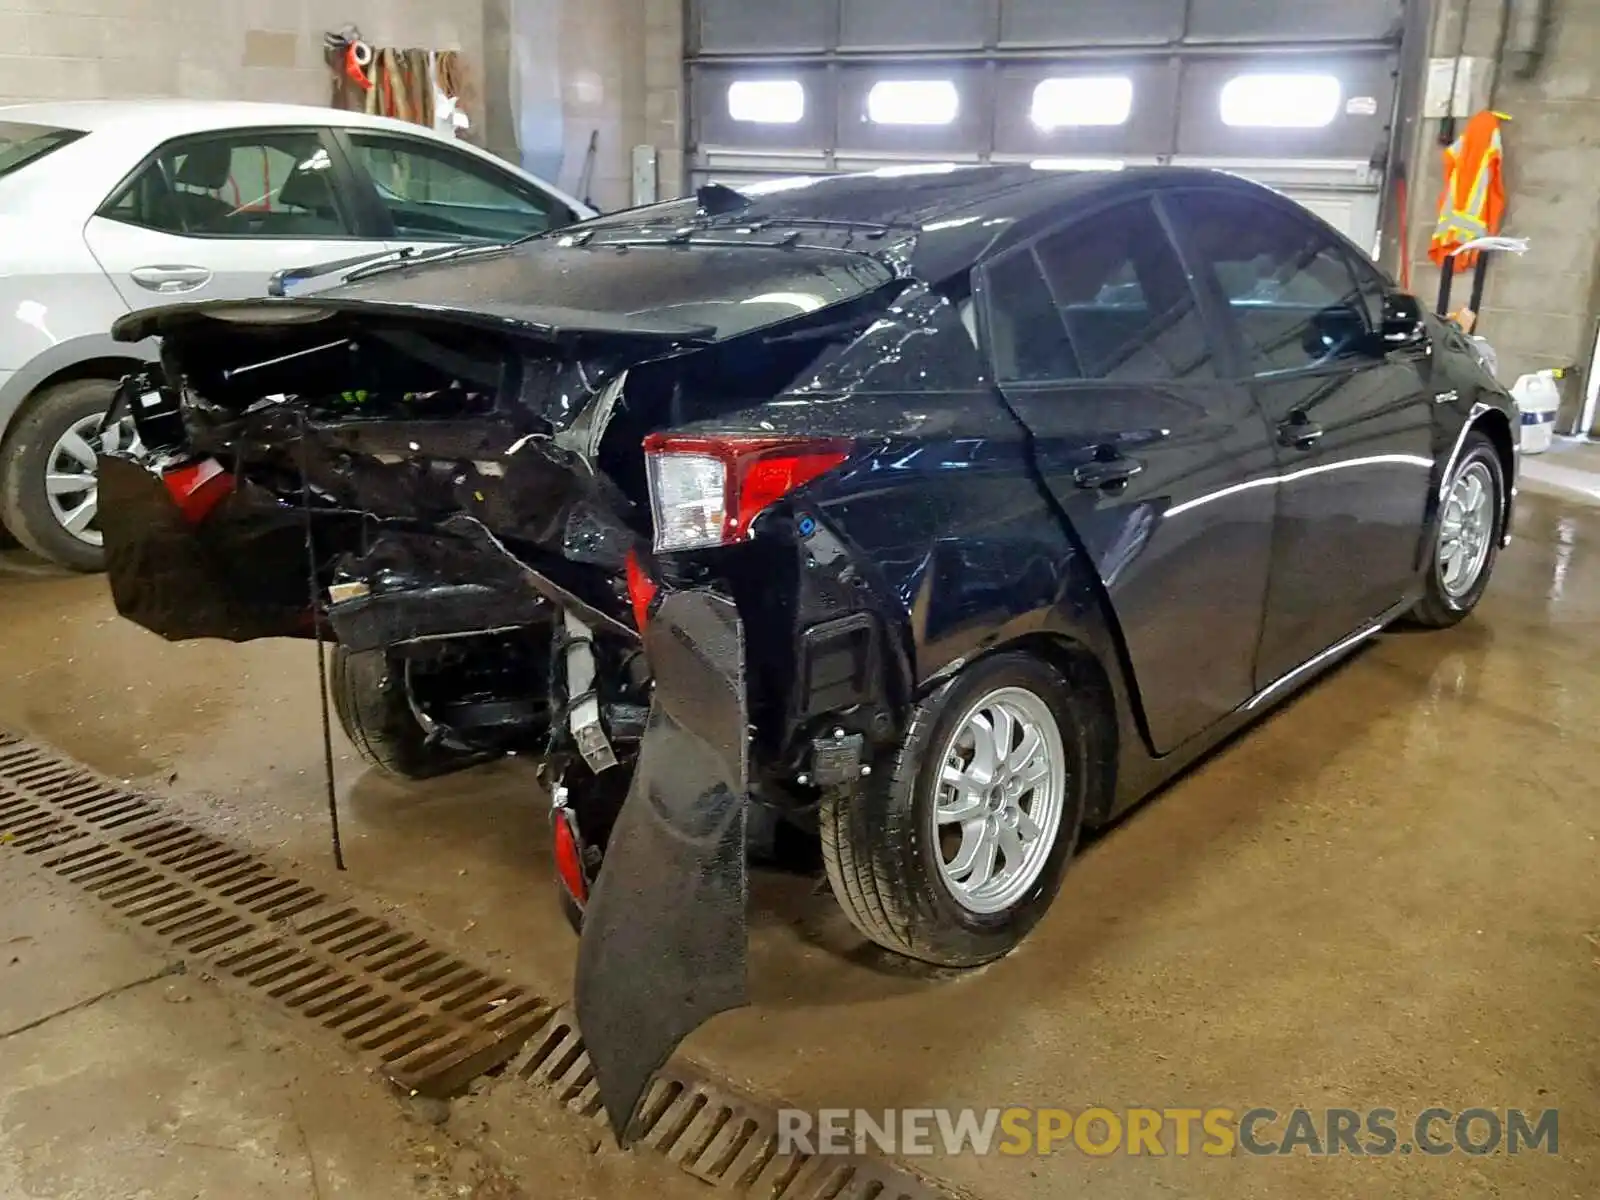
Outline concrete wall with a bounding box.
[1408,0,1600,415]
[0,0,483,110]
[0,0,687,212]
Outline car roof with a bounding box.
[585,164,1283,280]
[0,98,464,144]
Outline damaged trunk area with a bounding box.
[100,281,893,781]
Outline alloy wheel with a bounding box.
[43,413,142,549]
[931,685,1067,915]
[1438,459,1495,599]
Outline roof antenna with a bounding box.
[297,412,347,872]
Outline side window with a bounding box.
[1168,191,1374,376]
[1032,197,1217,382]
[345,134,576,241]
[984,250,1077,382]
[101,130,352,238]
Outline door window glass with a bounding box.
[985,249,1077,382]
[1169,191,1374,376]
[345,134,574,241]
[1032,197,1217,382]
[101,131,352,237]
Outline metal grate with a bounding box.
[510,1007,958,1200]
[0,733,551,1097]
[0,732,962,1200]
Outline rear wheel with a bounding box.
[1409,431,1505,628]
[0,379,141,572]
[821,652,1092,967]
[329,646,486,780]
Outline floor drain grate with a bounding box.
[508,1007,959,1200]
[0,732,552,1098]
[0,733,963,1200]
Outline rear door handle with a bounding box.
[129,265,213,294]
[1073,456,1144,490]
[1277,418,1325,450]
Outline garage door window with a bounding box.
[1031,77,1134,130]
[345,134,573,241]
[729,80,805,124]
[1168,191,1373,376]
[1220,74,1342,129]
[867,81,959,126]
[101,131,353,238]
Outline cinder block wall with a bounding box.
[0,0,484,109]
[0,0,684,212]
[1408,0,1600,403]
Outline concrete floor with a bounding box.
[0,866,703,1199]
[2,488,1598,1198]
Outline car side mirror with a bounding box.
[1381,293,1427,347]
[1305,303,1370,359]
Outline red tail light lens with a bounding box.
[162,458,235,525]
[625,549,659,631]
[642,435,850,552]
[552,807,588,905]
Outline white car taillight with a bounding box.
[643,434,851,553]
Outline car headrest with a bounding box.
[174,141,233,189]
[278,164,334,211]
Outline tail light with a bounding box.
[552,806,588,906]
[624,549,659,630]
[162,457,235,525]
[643,434,850,553]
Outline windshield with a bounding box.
[0,122,85,181]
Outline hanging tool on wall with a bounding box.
[324,26,374,92]
[1430,108,1507,323]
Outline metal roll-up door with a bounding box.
[685,0,1419,253]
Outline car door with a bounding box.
[979,194,1279,755]
[333,130,581,251]
[83,127,385,309]
[1163,188,1435,688]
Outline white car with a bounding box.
[0,99,593,569]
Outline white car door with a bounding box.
[82,126,388,310]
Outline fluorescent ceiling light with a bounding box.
[728,80,805,124]
[1220,74,1342,128]
[867,80,959,126]
[1031,77,1134,130]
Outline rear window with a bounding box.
[331,241,899,342]
[0,122,85,181]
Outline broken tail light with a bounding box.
[643,435,850,553]
[624,549,659,631]
[552,806,589,906]
[161,457,235,525]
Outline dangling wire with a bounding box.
[298,411,346,871]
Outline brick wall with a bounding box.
[0,0,483,109]
[1408,0,1600,415]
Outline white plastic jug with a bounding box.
[1511,370,1561,454]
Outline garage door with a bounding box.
[686,0,1412,254]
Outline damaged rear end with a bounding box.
[101,233,912,1134]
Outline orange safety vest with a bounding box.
[1430,110,1506,272]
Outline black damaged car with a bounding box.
[99,165,1518,1134]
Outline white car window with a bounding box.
[344,132,576,242]
[102,130,354,239]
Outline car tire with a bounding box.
[820,651,1092,968]
[0,379,121,572]
[1408,431,1505,629]
[329,646,485,780]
